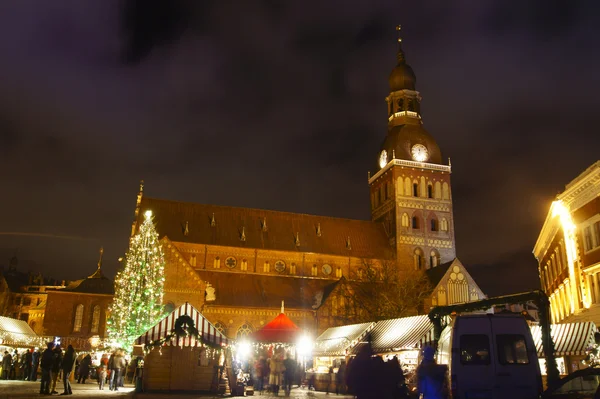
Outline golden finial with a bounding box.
[97,246,104,269]
[396,25,402,42]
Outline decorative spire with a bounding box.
[295,232,300,247]
[89,246,105,279]
[396,25,406,63]
[184,221,189,236]
[316,223,322,237]
[261,217,268,232]
[392,149,396,159]
[240,226,246,242]
[210,213,216,227]
[281,300,285,314]
[97,246,104,269]
[346,236,352,250]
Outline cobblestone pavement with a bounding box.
[0,381,355,399]
[0,380,134,399]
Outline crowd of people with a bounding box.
[1,344,131,395]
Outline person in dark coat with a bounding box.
[346,343,375,399]
[23,349,33,381]
[61,345,77,395]
[336,360,347,395]
[39,342,55,395]
[77,354,92,384]
[31,349,40,382]
[50,345,63,394]
[282,353,295,396]
[1,351,11,380]
[416,346,448,399]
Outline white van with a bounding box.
[436,314,542,399]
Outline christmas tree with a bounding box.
[108,210,165,350]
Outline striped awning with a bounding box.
[135,302,228,348]
[530,322,597,357]
[314,322,375,356]
[351,315,434,355]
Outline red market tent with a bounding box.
[251,308,302,343]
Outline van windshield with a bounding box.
[460,334,490,365]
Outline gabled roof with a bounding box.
[137,197,391,259]
[135,302,228,347]
[198,270,338,310]
[314,322,375,356]
[425,260,454,287]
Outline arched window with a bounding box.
[430,250,441,268]
[397,177,404,196]
[401,213,410,227]
[213,256,221,269]
[404,178,411,197]
[440,218,448,232]
[263,261,270,273]
[214,321,227,336]
[73,304,84,333]
[90,305,101,333]
[407,99,414,111]
[397,98,404,112]
[442,182,450,200]
[236,323,253,339]
[434,181,441,199]
[414,248,423,270]
[289,263,296,275]
[431,218,438,232]
[336,267,342,278]
[413,182,419,197]
[412,216,420,229]
[241,259,248,271]
[311,264,318,276]
[427,184,433,199]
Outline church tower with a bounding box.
[369,27,456,270]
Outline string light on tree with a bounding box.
[107,209,166,351]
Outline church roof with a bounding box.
[198,270,339,310]
[425,260,454,287]
[138,197,391,259]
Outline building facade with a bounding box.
[130,34,482,338]
[534,161,600,323]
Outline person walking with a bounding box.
[97,360,107,390]
[2,351,11,380]
[77,354,91,384]
[326,365,334,395]
[111,350,126,392]
[39,342,55,395]
[283,353,295,396]
[50,345,63,394]
[23,349,33,381]
[9,350,18,379]
[416,346,448,399]
[61,345,76,395]
[31,348,40,382]
[107,351,116,390]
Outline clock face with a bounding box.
[322,264,332,275]
[275,260,286,273]
[379,150,388,169]
[411,144,429,162]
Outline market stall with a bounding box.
[530,321,597,376]
[134,302,229,393]
[0,315,42,350]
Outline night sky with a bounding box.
[1,1,600,296]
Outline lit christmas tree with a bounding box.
[108,210,165,350]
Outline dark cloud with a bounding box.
[0,1,599,297]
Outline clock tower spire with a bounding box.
[369,28,456,271]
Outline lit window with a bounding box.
[73,304,84,333]
[213,257,221,269]
[91,305,101,333]
[401,213,409,227]
[440,218,448,231]
[263,261,270,273]
[311,264,318,276]
[241,259,248,271]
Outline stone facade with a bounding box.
[43,291,112,338]
[534,161,600,324]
